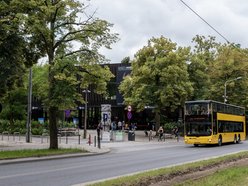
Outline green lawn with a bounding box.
[0,148,86,160]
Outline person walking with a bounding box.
[157,126,164,141]
[118,120,122,131]
[173,127,179,142]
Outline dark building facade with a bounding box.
[82,63,132,129]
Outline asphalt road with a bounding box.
[0,141,247,186]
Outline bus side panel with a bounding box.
[217,113,246,143]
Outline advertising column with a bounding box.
[101,104,111,142]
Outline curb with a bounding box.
[0,148,111,165]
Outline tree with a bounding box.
[188,35,219,100]
[0,0,27,98]
[119,36,193,129]
[15,0,118,149]
[208,45,248,106]
[121,56,130,64]
[189,35,248,107]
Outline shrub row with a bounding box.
[0,120,76,135]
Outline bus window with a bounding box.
[213,121,217,135]
[218,122,223,133]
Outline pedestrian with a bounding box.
[118,120,122,131]
[97,121,103,140]
[174,127,179,142]
[157,126,164,140]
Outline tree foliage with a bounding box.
[208,45,248,106]
[189,35,248,107]
[188,35,219,100]
[0,0,27,98]
[8,0,118,149]
[119,36,193,128]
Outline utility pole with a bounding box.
[26,68,32,143]
[224,77,242,104]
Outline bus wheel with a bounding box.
[218,136,222,146]
[194,144,199,147]
[234,135,237,144]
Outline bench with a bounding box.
[58,128,78,136]
[164,133,175,139]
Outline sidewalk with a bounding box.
[0,130,183,165]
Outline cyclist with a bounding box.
[158,126,164,141]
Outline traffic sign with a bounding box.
[127,111,132,120]
[103,113,108,121]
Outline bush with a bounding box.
[32,128,43,135]
[0,119,48,135]
[58,121,76,128]
[163,122,178,133]
[0,119,10,133]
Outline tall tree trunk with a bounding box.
[48,49,58,149]
[49,106,58,149]
[155,110,161,131]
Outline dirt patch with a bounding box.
[154,158,248,186]
[125,157,248,186]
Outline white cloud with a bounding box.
[85,0,248,63]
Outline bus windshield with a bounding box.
[185,103,209,115]
[185,121,212,136]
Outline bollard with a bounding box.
[58,134,61,144]
[94,136,96,147]
[88,134,92,146]
[13,132,20,141]
[2,131,9,141]
[78,134,81,144]
[66,133,68,144]
[41,133,49,143]
[97,135,101,149]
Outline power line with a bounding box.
[179,0,230,44]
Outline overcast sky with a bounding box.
[88,0,248,63]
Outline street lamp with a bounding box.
[82,89,91,139]
[224,76,242,104]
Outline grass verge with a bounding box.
[0,148,87,160]
[88,151,248,186]
[177,166,248,186]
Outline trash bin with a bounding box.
[128,130,135,141]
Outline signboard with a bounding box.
[116,66,131,105]
[101,104,111,131]
[101,104,111,112]
[65,110,71,118]
[38,118,44,124]
[102,131,110,142]
[127,111,132,120]
[103,113,108,122]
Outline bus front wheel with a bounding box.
[218,136,222,146]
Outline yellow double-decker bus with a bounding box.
[184,100,246,146]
